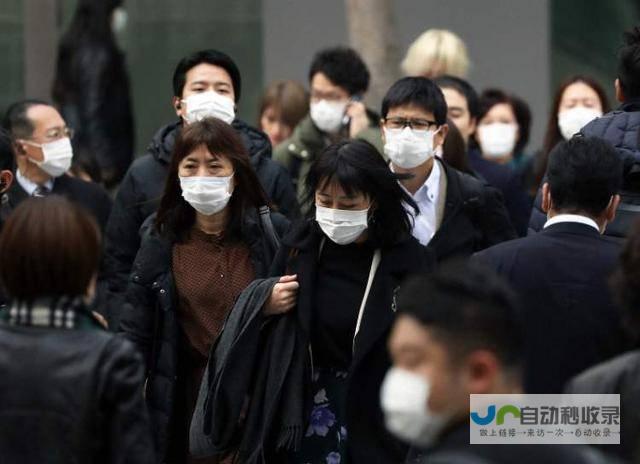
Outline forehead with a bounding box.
[182,144,224,161]
[390,315,433,349]
[26,104,65,129]
[310,72,348,94]
[561,82,599,101]
[386,104,435,120]
[185,63,232,86]
[484,102,515,119]
[317,178,363,198]
[441,87,468,109]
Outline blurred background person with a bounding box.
[3,100,112,233]
[0,196,154,463]
[258,79,308,149]
[0,128,15,228]
[401,29,470,79]
[119,118,290,463]
[274,47,383,203]
[533,75,609,192]
[435,75,478,147]
[52,0,134,189]
[470,88,532,235]
[529,27,640,241]
[385,261,612,464]
[440,117,473,174]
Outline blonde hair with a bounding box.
[401,29,470,78]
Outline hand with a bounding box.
[92,311,108,329]
[264,275,299,315]
[346,101,370,138]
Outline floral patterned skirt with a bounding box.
[288,368,349,464]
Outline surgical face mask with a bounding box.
[179,174,233,215]
[384,127,439,169]
[477,123,518,158]
[557,106,602,140]
[25,137,74,178]
[111,7,128,33]
[315,204,369,245]
[310,99,348,134]
[380,367,449,448]
[182,91,235,125]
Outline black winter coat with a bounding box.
[0,307,154,463]
[528,99,640,240]
[103,120,299,326]
[119,209,289,461]
[270,221,433,463]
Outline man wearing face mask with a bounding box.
[274,47,384,204]
[103,49,298,324]
[380,77,516,262]
[383,261,613,464]
[473,137,631,394]
[2,100,112,232]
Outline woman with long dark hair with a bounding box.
[119,118,291,462]
[533,75,610,189]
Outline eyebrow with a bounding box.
[318,191,358,200]
[189,80,231,88]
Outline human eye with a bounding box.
[412,119,432,131]
[386,118,404,129]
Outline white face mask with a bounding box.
[182,91,235,125]
[380,367,449,448]
[310,99,348,134]
[179,174,233,215]
[111,7,128,33]
[384,127,439,169]
[25,137,74,178]
[557,106,602,140]
[315,204,369,245]
[477,122,518,158]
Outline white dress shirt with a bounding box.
[397,160,442,246]
[16,169,54,196]
[543,213,600,233]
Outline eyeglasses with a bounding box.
[382,117,438,131]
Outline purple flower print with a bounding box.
[305,404,336,437]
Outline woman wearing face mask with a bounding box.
[262,140,431,463]
[469,89,532,236]
[119,118,291,463]
[533,75,609,191]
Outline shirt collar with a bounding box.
[543,214,600,233]
[393,159,441,203]
[16,169,54,196]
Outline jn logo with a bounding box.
[470,404,521,425]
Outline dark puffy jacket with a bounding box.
[119,208,289,461]
[102,120,299,326]
[0,309,154,463]
[528,100,640,239]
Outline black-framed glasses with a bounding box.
[382,117,438,131]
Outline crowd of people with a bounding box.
[0,6,639,463]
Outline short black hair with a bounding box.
[397,260,523,368]
[381,77,447,126]
[172,49,242,102]
[308,47,370,96]
[618,26,640,99]
[547,136,623,217]
[3,99,50,139]
[434,74,480,119]
[0,128,15,172]
[304,139,418,248]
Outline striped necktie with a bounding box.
[32,185,50,197]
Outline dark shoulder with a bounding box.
[567,350,640,394]
[56,175,110,200]
[270,211,291,238]
[473,235,527,263]
[128,153,164,179]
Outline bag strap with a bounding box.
[352,249,382,353]
[259,206,280,258]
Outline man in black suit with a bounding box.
[473,136,630,393]
[379,77,516,262]
[3,100,112,232]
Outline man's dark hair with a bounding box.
[3,99,50,139]
[0,128,15,172]
[547,136,623,217]
[618,26,640,99]
[381,77,447,126]
[308,47,370,96]
[397,260,523,368]
[172,49,242,102]
[434,74,480,119]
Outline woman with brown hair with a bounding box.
[119,117,293,462]
[258,80,309,148]
[0,196,154,463]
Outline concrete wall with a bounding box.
[263,0,550,151]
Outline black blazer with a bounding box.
[7,174,112,233]
[472,221,630,393]
[428,161,517,262]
